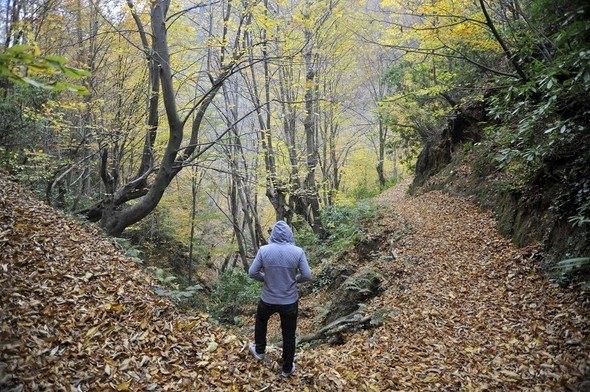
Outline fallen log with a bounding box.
[297,310,384,346]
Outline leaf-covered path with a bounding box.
[1,177,588,391]
[296,183,589,390]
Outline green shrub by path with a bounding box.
[338,176,400,204]
[553,257,590,289]
[323,201,377,252]
[481,2,590,228]
[296,201,378,262]
[349,182,381,201]
[209,270,262,324]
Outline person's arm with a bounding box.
[248,249,265,282]
[296,251,312,283]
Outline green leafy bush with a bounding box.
[1,44,89,93]
[567,179,590,228]
[0,146,18,171]
[323,201,376,251]
[349,183,381,201]
[553,257,590,289]
[209,270,261,324]
[482,2,590,234]
[115,237,143,262]
[296,201,377,262]
[487,3,589,180]
[146,265,205,308]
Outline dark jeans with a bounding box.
[254,299,298,372]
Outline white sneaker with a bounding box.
[249,342,265,360]
[281,362,296,377]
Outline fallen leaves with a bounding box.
[0,179,247,390]
[1,177,588,391]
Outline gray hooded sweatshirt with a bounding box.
[248,221,312,305]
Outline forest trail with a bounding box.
[295,182,589,390]
[1,176,588,391]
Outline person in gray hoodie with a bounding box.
[248,220,312,377]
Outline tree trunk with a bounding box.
[229,177,249,272]
[243,8,289,223]
[302,27,325,237]
[376,118,387,188]
[93,0,240,236]
[187,168,200,284]
[479,0,528,81]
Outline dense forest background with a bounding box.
[1,0,588,313]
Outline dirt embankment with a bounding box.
[411,104,590,272]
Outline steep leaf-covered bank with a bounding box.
[411,99,589,280]
[382,1,590,280]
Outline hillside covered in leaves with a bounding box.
[2,176,588,391]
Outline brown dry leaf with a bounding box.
[115,382,130,391]
[85,326,99,338]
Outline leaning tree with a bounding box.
[83,0,251,236]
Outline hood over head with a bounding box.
[269,220,294,244]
